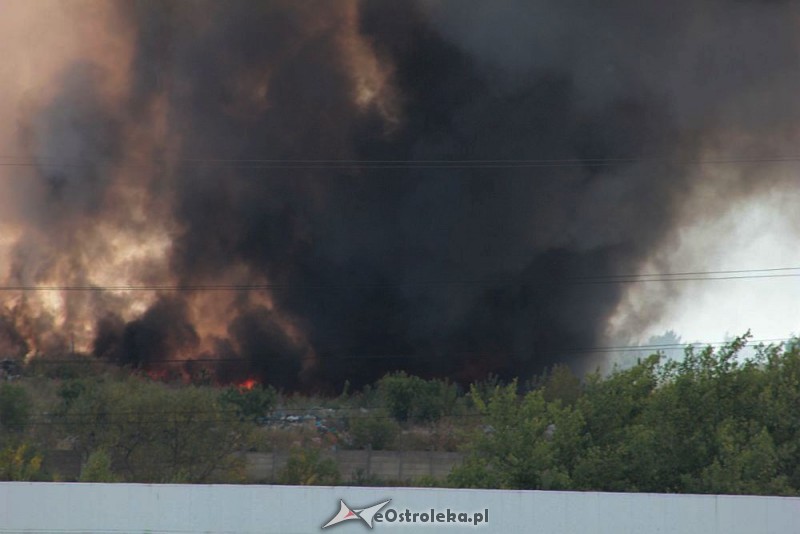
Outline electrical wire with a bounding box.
[2,265,800,292]
[15,337,792,368]
[5,155,800,169]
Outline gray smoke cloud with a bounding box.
[2,0,799,390]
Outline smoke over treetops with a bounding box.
[1,0,799,391]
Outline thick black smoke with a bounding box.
[12,0,800,391]
[94,298,199,368]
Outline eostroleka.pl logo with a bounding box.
[322,499,489,529]
[322,499,392,529]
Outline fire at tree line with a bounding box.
[1,333,800,495]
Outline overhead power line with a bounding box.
[6,155,800,169]
[1,266,800,291]
[21,337,793,366]
[572,265,800,280]
[573,272,800,285]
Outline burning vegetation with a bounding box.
[2,1,800,392]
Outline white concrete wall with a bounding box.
[1,482,798,533]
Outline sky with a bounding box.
[612,180,800,346]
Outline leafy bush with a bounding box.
[347,467,383,486]
[348,413,399,450]
[377,372,458,423]
[0,383,31,433]
[79,448,119,482]
[219,384,277,421]
[277,448,340,485]
[0,443,43,481]
[57,379,87,411]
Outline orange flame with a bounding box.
[238,378,258,390]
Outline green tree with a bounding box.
[449,380,582,490]
[542,364,582,406]
[643,335,759,492]
[0,383,31,433]
[59,377,249,482]
[696,422,791,495]
[572,354,661,491]
[756,340,800,489]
